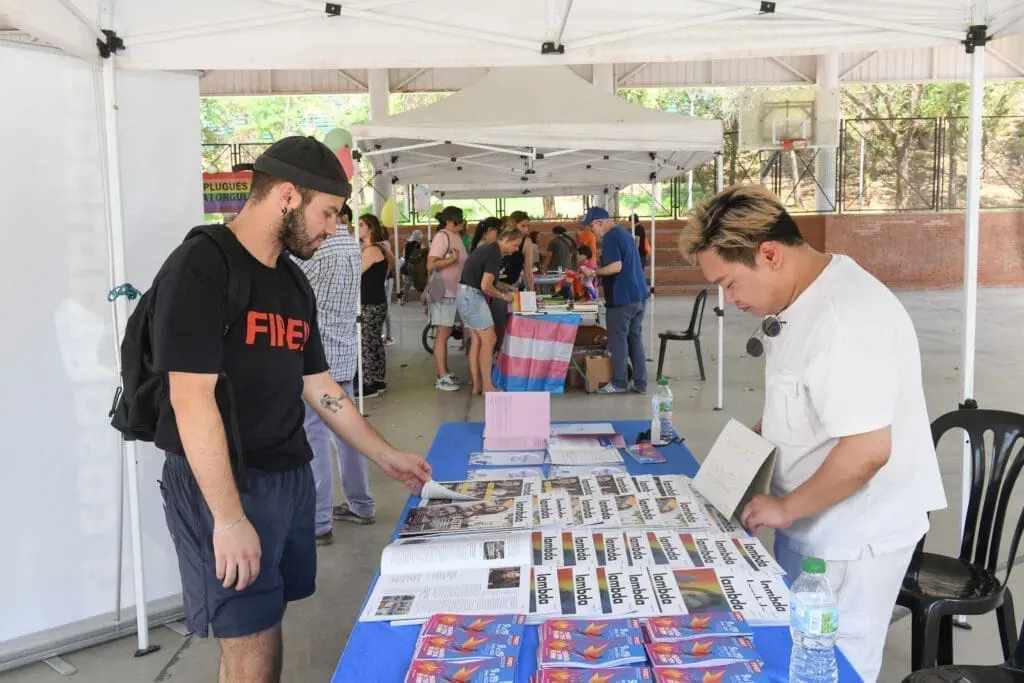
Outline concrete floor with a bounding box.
[3,288,1023,683]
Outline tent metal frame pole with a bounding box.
[648,182,657,356]
[714,153,725,411]
[352,145,366,416]
[100,40,156,658]
[960,30,986,543]
[361,140,447,157]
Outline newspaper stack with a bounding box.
[404,614,526,683]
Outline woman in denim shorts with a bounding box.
[456,227,523,394]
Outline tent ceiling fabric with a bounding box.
[5,0,1023,70]
[352,67,723,196]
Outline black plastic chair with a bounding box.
[902,611,1024,681]
[656,287,708,382]
[899,408,1024,671]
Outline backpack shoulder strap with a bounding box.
[185,225,251,333]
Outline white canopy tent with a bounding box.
[1,0,1022,674]
[352,65,724,396]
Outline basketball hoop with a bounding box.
[780,137,809,150]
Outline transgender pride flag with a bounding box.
[492,313,582,393]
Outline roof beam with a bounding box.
[0,0,102,60]
[342,7,537,53]
[337,69,368,91]
[989,47,1024,78]
[128,10,316,46]
[393,68,427,91]
[554,0,575,49]
[839,51,878,79]
[616,62,650,86]
[769,56,813,83]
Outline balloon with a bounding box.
[413,185,431,213]
[335,147,354,181]
[380,196,400,228]
[324,127,352,151]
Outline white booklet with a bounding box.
[359,565,530,623]
[550,423,617,437]
[692,419,777,521]
[549,464,629,478]
[467,466,546,481]
[420,479,540,501]
[469,451,547,467]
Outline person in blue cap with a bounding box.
[579,206,649,394]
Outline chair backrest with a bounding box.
[930,408,1024,580]
[686,287,710,337]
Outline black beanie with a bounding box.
[253,135,352,198]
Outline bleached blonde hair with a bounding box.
[679,184,804,267]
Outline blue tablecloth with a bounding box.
[332,420,861,682]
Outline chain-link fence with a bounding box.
[203,117,1024,216]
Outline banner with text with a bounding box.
[203,171,251,214]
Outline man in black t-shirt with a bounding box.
[152,136,431,683]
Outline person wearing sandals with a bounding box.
[357,214,393,397]
[456,227,523,394]
[427,206,468,391]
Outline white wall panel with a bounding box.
[0,44,123,644]
[113,68,203,609]
[0,45,199,664]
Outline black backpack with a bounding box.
[407,243,431,292]
[109,225,251,459]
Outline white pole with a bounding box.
[353,149,365,416]
[100,53,153,655]
[648,183,657,355]
[960,36,986,533]
[687,93,695,210]
[715,153,725,411]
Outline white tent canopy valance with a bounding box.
[6,0,1022,71]
[352,66,722,197]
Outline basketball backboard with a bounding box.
[738,87,817,150]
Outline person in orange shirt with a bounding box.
[576,217,599,261]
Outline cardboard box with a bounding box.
[583,354,612,393]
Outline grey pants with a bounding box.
[303,386,374,534]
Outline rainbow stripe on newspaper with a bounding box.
[492,312,581,394]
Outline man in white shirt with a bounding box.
[682,184,946,682]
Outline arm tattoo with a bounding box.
[319,392,351,413]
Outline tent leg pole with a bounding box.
[647,183,656,359]
[715,153,725,411]
[100,52,157,657]
[353,146,365,416]
[954,34,986,630]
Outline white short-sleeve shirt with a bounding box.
[762,255,947,560]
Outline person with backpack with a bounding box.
[542,225,576,273]
[117,136,431,683]
[426,206,468,392]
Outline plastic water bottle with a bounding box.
[650,380,674,445]
[790,557,839,683]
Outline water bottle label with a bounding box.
[791,604,838,636]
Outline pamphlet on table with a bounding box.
[467,466,546,481]
[483,392,550,451]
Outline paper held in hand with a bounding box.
[692,419,777,522]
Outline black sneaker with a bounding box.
[333,503,376,525]
[356,383,380,399]
[375,381,387,394]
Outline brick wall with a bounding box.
[385,210,1024,292]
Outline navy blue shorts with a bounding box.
[159,454,316,638]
